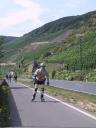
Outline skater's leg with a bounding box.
[32,84,38,101]
[40,85,45,101]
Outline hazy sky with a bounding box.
[0,0,96,37]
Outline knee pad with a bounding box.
[35,88,38,92]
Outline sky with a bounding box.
[0,0,96,37]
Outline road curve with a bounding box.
[8,80,96,127]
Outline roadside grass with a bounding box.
[0,85,10,127]
[19,80,96,113]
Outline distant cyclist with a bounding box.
[32,63,49,102]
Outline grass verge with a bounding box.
[0,85,10,127]
[19,80,96,114]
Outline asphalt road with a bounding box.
[8,80,96,127]
[18,78,96,95]
[50,80,96,95]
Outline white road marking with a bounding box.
[19,82,96,121]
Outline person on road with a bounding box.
[8,71,13,82]
[32,60,39,85]
[14,71,17,82]
[32,63,49,102]
[5,73,9,80]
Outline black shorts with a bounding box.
[35,79,45,85]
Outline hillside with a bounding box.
[2,11,96,71]
[0,36,17,43]
[2,12,88,61]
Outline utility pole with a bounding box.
[79,37,84,81]
[76,34,84,81]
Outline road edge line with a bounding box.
[20,82,96,121]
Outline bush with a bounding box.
[43,51,52,58]
[0,85,10,126]
[51,70,56,79]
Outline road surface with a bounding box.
[8,80,96,127]
[18,78,96,95]
[50,80,96,95]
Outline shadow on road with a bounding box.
[9,89,22,126]
[31,100,59,103]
